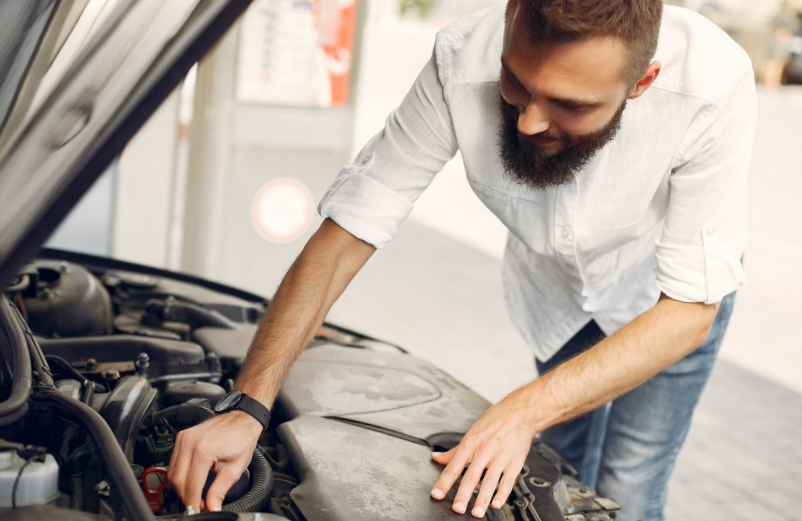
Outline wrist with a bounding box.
[518,379,559,435]
[235,377,276,409]
[226,410,264,437]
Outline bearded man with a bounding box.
[168,2,756,520]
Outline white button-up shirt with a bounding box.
[318,5,757,361]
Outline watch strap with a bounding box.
[233,393,271,431]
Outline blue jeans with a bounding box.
[535,292,736,521]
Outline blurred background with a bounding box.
[44,1,801,519]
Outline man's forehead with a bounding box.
[503,7,630,102]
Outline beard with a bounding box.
[498,95,626,189]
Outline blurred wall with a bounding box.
[46,166,116,256]
[111,92,180,267]
[180,6,364,295]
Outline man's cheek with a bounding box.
[554,116,604,140]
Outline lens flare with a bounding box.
[251,178,315,243]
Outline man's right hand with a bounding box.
[166,219,375,511]
[167,410,263,512]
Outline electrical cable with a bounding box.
[14,303,54,389]
[11,457,34,509]
[45,354,90,386]
[13,291,27,321]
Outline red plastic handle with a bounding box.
[142,466,169,514]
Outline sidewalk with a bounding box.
[667,360,802,521]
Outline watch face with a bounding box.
[214,390,242,413]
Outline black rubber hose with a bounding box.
[32,390,156,521]
[47,353,96,404]
[145,299,235,330]
[223,447,273,513]
[0,297,32,426]
[46,354,89,385]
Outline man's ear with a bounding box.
[628,62,661,99]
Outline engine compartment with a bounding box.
[0,251,621,521]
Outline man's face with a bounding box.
[498,1,633,188]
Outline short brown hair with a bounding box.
[518,0,663,84]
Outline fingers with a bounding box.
[167,430,192,503]
[491,462,521,510]
[205,464,242,512]
[430,440,475,501]
[430,437,529,518]
[452,442,495,515]
[472,462,504,517]
[168,413,263,512]
[430,448,454,463]
[184,442,215,511]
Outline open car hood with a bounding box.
[0,0,251,288]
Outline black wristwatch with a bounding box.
[213,390,271,431]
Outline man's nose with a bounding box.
[517,102,549,136]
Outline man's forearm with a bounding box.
[235,219,375,407]
[524,295,720,433]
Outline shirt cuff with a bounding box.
[656,227,745,304]
[317,167,414,249]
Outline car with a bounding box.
[0,1,620,520]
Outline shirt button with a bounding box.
[561,226,573,242]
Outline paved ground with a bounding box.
[666,361,802,521]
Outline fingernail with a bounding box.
[453,501,466,514]
[492,499,502,509]
[472,506,485,517]
[430,488,445,500]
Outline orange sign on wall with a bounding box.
[317,0,357,106]
[237,0,358,108]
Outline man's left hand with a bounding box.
[430,386,541,518]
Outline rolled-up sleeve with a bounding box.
[656,70,757,304]
[317,48,459,248]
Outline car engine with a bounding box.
[0,250,621,521]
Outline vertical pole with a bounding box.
[180,21,241,277]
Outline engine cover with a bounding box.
[278,345,620,521]
[278,344,489,441]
